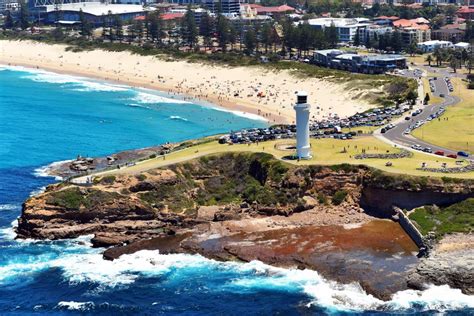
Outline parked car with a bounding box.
[447,154,457,159]
[457,151,470,157]
[435,150,445,156]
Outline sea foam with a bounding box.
[0,244,472,313]
[169,115,188,122]
[56,301,95,311]
[132,91,191,105]
[21,70,128,92]
[33,159,72,181]
[0,204,21,211]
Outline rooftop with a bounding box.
[393,18,429,28]
[418,40,453,46]
[335,53,358,60]
[306,18,369,28]
[255,4,295,13]
[314,49,343,56]
[44,2,146,16]
[458,6,474,14]
[374,15,399,21]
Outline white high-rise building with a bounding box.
[294,91,311,159]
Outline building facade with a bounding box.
[313,50,407,74]
[201,0,239,14]
[305,18,371,43]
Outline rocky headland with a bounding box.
[17,152,474,300]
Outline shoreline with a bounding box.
[1,62,270,123]
[0,40,375,125]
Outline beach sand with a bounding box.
[1,40,374,124]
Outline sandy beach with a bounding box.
[0,40,374,124]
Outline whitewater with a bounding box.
[0,65,472,315]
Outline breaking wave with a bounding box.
[131,91,191,105]
[169,115,188,122]
[55,301,95,311]
[0,204,20,211]
[33,159,72,181]
[20,69,128,92]
[0,245,471,313]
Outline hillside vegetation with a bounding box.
[409,198,474,237]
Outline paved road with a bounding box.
[378,68,471,161]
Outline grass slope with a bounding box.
[409,198,474,237]
[413,77,474,152]
[84,136,474,180]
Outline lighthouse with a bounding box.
[294,91,311,159]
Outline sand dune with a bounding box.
[0,40,374,124]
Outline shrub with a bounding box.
[135,174,147,181]
[332,190,348,206]
[409,198,474,237]
[100,175,116,185]
[47,187,84,210]
[317,193,328,205]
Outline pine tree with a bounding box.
[130,19,144,42]
[325,23,338,48]
[199,12,213,50]
[229,24,237,51]
[282,19,295,54]
[79,9,92,38]
[148,12,163,44]
[19,0,29,30]
[391,30,402,52]
[261,23,272,54]
[244,28,256,55]
[181,6,197,49]
[3,11,14,29]
[216,15,230,52]
[114,16,124,42]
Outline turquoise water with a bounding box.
[0,65,473,315]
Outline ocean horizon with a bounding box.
[0,65,473,315]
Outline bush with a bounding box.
[317,193,328,205]
[409,198,474,237]
[100,175,116,185]
[47,187,84,210]
[135,174,147,181]
[332,190,347,206]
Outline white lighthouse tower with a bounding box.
[294,91,311,159]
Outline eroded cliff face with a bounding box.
[17,153,474,246]
[17,153,369,246]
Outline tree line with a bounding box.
[58,6,343,57]
[426,48,473,74]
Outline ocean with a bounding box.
[0,65,473,315]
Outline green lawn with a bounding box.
[422,77,444,105]
[80,136,474,181]
[413,77,474,152]
[409,198,474,237]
